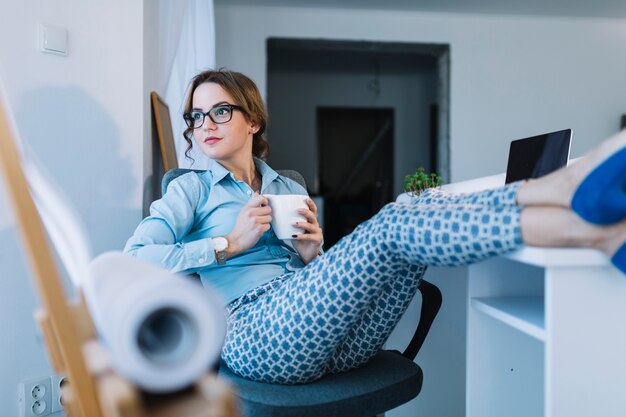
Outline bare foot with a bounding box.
[517,129,626,214]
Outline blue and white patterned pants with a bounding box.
[221,182,524,384]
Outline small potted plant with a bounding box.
[397,167,444,203]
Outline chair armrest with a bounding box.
[401,279,442,360]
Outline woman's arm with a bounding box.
[123,174,216,273]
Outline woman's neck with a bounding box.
[220,157,259,190]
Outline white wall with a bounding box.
[0,1,151,415]
[214,4,626,182]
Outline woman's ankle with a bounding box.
[595,222,626,257]
[516,175,571,207]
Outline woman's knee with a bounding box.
[376,202,398,224]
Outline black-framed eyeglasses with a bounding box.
[183,104,244,129]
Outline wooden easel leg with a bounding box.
[35,309,65,374]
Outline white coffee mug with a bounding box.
[264,194,308,240]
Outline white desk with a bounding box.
[466,247,626,417]
[392,176,626,417]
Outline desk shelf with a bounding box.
[471,296,545,341]
[466,249,626,417]
[467,260,547,417]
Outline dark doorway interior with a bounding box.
[267,38,450,250]
[318,107,394,247]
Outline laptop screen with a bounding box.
[505,129,572,184]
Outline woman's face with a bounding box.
[191,82,257,164]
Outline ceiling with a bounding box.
[216,0,626,19]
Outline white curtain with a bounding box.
[159,0,215,169]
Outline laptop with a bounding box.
[505,128,572,184]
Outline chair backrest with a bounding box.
[162,168,307,196]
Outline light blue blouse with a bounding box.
[123,158,308,305]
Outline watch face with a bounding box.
[213,237,228,251]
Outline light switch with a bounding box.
[39,23,68,56]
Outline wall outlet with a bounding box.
[19,377,52,417]
[49,374,68,414]
[19,374,67,417]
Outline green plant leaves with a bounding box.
[403,167,444,195]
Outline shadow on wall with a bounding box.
[0,86,142,416]
[0,226,51,414]
[15,86,139,254]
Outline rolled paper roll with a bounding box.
[85,252,225,393]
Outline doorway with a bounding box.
[267,38,450,248]
[318,107,394,247]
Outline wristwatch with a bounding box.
[212,236,229,265]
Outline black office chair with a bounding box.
[161,168,442,417]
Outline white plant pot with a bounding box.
[395,192,414,204]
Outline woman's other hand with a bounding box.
[226,193,272,257]
[292,198,324,264]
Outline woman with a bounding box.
[125,69,626,384]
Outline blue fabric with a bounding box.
[222,183,524,384]
[571,147,626,224]
[611,241,626,274]
[124,158,308,305]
